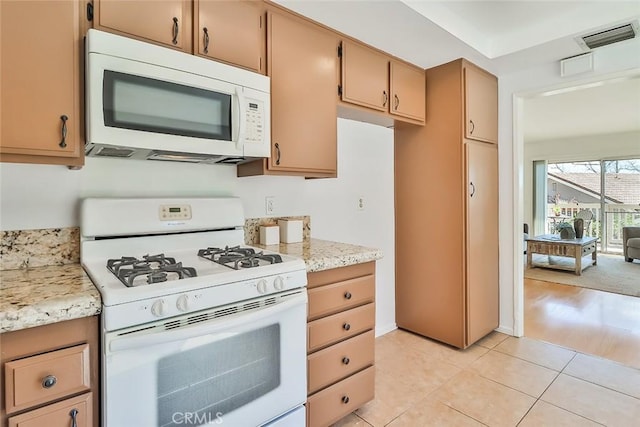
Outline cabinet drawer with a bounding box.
[308,303,375,352]
[308,330,374,394]
[308,274,374,320]
[307,262,374,289]
[8,392,92,427]
[4,344,90,414]
[306,366,374,427]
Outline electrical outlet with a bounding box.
[265,196,276,215]
[357,196,365,211]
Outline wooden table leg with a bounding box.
[575,246,582,276]
[527,243,532,268]
[592,246,597,266]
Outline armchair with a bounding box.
[623,226,640,262]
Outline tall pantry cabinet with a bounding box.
[395,59,498,349]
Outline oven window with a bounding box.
[157,324,280,426]
[103,71,232,141]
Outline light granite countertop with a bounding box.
[0,238,380,333]
[256,238,383,272]
[0,264,101,333]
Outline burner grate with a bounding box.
[106,254,197,287]
[198,245,282,270]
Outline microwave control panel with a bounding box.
[244,100,264,143]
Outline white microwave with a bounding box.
[85,29,270,164]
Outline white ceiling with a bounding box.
[274,0,640,141]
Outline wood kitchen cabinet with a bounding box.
[340,40,425,124]
[93,0,193,52]
[305,262,376,427]
[0,0,85,167]
[395,59,498,349]
[238,8,338,178]
[194,0,265,73]
[464,64,498,143]
[0,316,99,427]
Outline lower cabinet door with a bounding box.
[8,392,92,427]
[306,366,374,427]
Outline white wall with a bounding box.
[0,118,396,335]
[523,131,640,228]
[498,40,640,335]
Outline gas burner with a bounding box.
[198,246,283,270]
[106,254,197,287]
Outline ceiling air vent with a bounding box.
[580,23,637,49]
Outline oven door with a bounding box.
[103,291,307,427]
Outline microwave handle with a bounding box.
[235,87,246,151]
[108,292,306,353]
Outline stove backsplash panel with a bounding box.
[1,228,80,270]
[244,216,310,245]
[1,216,310,270]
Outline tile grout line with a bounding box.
[513,351,577,426]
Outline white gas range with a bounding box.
[81,197,307,427]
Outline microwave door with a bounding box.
[87,53,243,158]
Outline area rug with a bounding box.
[525,253,640,297]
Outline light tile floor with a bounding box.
[334,329,640,426]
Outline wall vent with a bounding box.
[579,23,637,50]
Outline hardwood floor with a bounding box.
[525,278,640,369]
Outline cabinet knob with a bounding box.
[344,291,352,300]
[42,375,57,388]
[341,395,350,404]
[343,323,351,331]
[342,356,350,365]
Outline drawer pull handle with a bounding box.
[343,323,351,331]
[203,27,210,54]
[59,115,68,148]
[70,408,79,427]
[172,17,179,45]
[344,291,352,300]
[342,357,350,365]
[42,375,57,389]
[342,396,350,404]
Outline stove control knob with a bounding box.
[151,299,166,317]
[176,295,189,312]
[256,279,268,294]
[274,276,285,291]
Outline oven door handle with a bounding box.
[108,292,306,353]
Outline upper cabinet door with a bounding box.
[94,0,192,52]
[268,11,337,173]
[390,61,426,122]
[464,65,498,144]
[195,0,265,73]
[0,0,83,165]
[341,41,389,112]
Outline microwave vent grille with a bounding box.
[95,146,135,158]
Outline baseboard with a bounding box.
[375,322,397,337]
[496,325,516,336]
